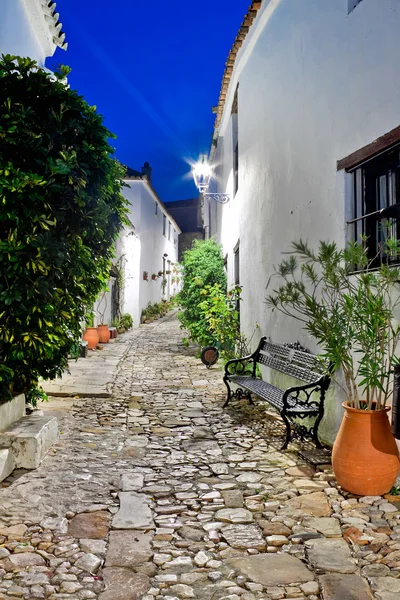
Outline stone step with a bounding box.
[0,414,59,469]
[0,448,15,482]
[0,393,25,432]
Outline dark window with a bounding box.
[155,202,158,216]
[233,242,240,322]
[173,228,177,246]
[351,144,400,264]
[168,220,171,240]
[163,214,166,236]
[233,142,239,196]
[348,0,363,13]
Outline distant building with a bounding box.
[94,163,181,328]
[0,0,67,65]
[164,198,204,261]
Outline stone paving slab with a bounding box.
[41,332,134,397]
[1,314,400,599]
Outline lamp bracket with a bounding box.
[203,193,231,204]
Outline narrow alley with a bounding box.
[0,314,399,600]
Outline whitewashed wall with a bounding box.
[131,181,180,314]
[211,0,400,443]
[94,180,180,329]
[0,0,58,65]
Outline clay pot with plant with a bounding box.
[96,291,110,343]
[267,238,400,496]
[151,273,157,281]
[82,311,99,350]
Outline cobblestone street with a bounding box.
[1,313,400,600]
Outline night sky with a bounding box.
[50,1,249,202]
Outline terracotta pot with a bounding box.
[332,402,400,496]
[97,324,110,343]
[82,327,99,350]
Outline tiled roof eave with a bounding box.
[213,1,262,130]
[39,0,67,51]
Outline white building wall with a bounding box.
[212,0,400,443]
[0,0,59,66]
[93,179,180,329]
[134,182,180,314]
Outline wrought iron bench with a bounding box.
[223,337,331,450]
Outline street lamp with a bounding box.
[192,155,231,204]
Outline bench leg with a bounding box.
[280,413,292,450]
[223,378,232,408]
[312,413,324,449]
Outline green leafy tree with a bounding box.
[266,238,400,410]
[177,238,226,345]
[0,55,128,403]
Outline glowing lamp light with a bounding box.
[192,155,213,193]
[191,154,231,204]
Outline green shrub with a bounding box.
[117,313,133,331]
[177,238,226,346]
[0,55,127,402]
[198,284,249,360]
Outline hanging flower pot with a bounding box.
[151,273,157,280]
[332,402,400,496]
[97,324,110,343]
[143,271,148,281]
[82,327,99,350]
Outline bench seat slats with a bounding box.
[227,376,321,414]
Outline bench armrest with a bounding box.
[224,337,266,379]
[281,375,331,412]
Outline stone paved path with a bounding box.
[1,314,400,600]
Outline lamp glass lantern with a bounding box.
[192,154,212,193]
[192,155,231,204]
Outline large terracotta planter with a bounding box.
[97,324,110,343]
[332,402,400,496]
[82,327,99,350]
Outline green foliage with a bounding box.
[0,55,128,401]
[116,313,133,331]
[177,238,227,345]
[198,284,249,361]
[266,238,400,409]
[141,299,172,322]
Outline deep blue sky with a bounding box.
[50,1,248,202]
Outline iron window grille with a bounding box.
[350,143,400,265]
[163,214,166,236]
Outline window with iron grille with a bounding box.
[163,214,166,236]
[350,144,400,264]
[155,201,158,216]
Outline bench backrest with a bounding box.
[256,338,328,384]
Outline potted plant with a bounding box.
[82,311,99,350]
[158,270,163,277]
[151,273,157,281]
[267,238,400,496]
[96,291,110,343]
[143,271,149,281]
